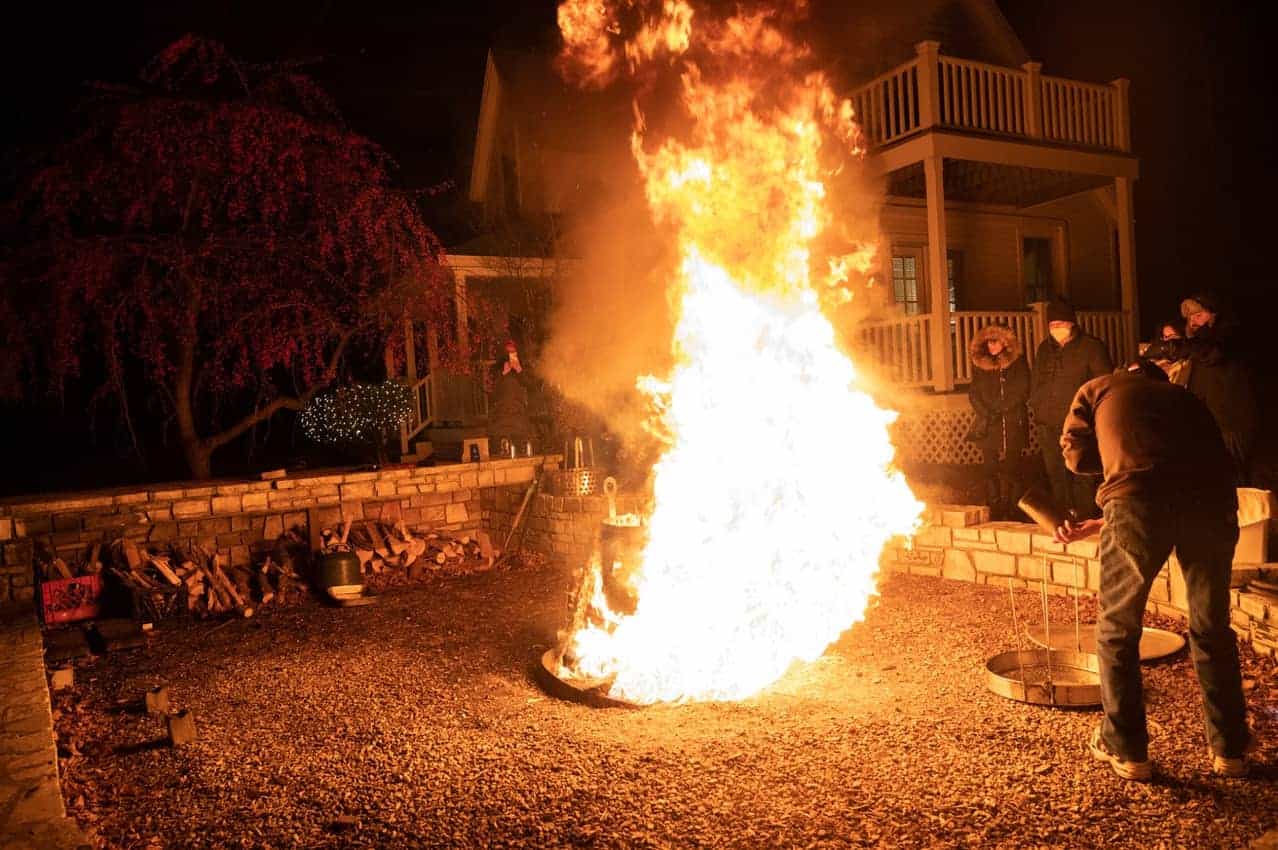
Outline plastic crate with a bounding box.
[39,574,103,625]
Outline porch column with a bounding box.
[1115,176,1139,359]
[923,154,955,391]
[403,317,417,383]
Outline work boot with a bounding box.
[1088,726,1153,782]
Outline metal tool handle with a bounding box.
[573,437,584,469]
[603,477,618,521]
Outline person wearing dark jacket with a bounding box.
[1029,299,1113,518]
[1056,362,1250,781]
[965,324,1030,519]
[1180,293,1256,483]
[489,339,532,457]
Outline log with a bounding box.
[210,559,253,618]
[51,558,74,580]
[148,556,182,587]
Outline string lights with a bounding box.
[300,381,413,446]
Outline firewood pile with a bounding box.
[318,519,495,584]
[107,538,304,620]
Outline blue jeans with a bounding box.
[1097,497,1248,761]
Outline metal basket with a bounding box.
[551,466,600,497]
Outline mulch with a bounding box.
[50,566,1278,849]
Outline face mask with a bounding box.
[1049,327,1072,344]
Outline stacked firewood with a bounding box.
[104,538,303,620]
[319,519,494,578]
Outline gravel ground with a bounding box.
[52,566,1278,849]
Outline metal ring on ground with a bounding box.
[985,649,1102,707]
[533,648,641,709]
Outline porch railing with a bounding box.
[850,42,1130,153]
[857,307,1133,390]
[857,314,934,387]
[398,373,434,455]
[950,310,1042,384]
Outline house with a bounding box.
[399,0,1140,467]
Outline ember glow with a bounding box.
[556,0,922,703]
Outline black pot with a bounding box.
[312,551,363,590]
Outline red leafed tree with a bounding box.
[1,36,463,479]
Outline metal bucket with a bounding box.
[600,520,646,616]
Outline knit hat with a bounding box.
[1179,293,1218,319]
[1045,299,1076,324]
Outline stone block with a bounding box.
[262,515,284,540]
[971,550,1017,576]
[1050,559,1086,589]
[153,488,186,501]
[911,565,942,577]
[241,492,269,512]
[50,667,74,690]
[230,545,251,566]
[12,585,34,602]
[1147,573,1171,603]
[445,503,469,525]
[172,499,211,518]
[167,709,197,746]
[953,527,981,541]
[5,539,34,565]
[953,539,998,551]
[340,482,375,500]
[1239,593,1271,621]
[146,685,170,714]
[1087,560,1102,592]
[994,528,1032,555]
[1168,563,1189,611]
[1017,556,1045,581]
[0,517,13,541]
[942,549,976,582]
[343,471,379,483]
[374,480,398,497]
[1030,534,1065,554]
[1231,609,1254,631]
[458,471,479,488]
[116,492,150,505]
[914,525,952,548]
[422,506,447,524]
[145,505,174,522]
[1065,537,1101,559]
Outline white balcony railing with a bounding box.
[857,305,1134,391]
[850,43,1131,153]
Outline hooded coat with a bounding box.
[966,325,1030,462]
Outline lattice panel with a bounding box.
[892,407,1041,465]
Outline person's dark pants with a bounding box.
[1096,496,1249,762]
[1037,423,1100,519]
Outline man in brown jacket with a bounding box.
[1056,360,1251,781]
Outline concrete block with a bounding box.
[942,549,976,582]
[167,709,197,746]
[979,527,998,543]
[1017,556,1045,581]
[172,499,211,518]
[241,492,269,512]
[1239,593,1271,621]
[339,482,375,500]
[50,667,74,690]
[1030,534,1065,554]
[914,526,952,548]
[146,685,170,715]
[994,528,1032,555]
[971,550,1017,576]
[1065,537,1100,558]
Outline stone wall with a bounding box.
[883,505,1278,659]
[0,457,558,606]
[482,490,646,568]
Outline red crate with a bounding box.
[40,574,103,625]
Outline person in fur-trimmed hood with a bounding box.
[966,324,1030,519]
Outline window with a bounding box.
[891,253,922,315]
[947,250,963,314]
[1022,237,1053,304]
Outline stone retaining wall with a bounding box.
[483,489,646,567]
[0,457,559,606]
[883,505,1278,658]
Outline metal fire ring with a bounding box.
[985,649,1102,708]
[533,648,641,709]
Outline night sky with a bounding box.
[1,1,1274,490]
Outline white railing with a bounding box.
[1077,310,1133,366]
[937,56,1028,137]
[848,43,1130,153]
[951,310,1042,384]
[398,373,434,455]
[851,60,921,148]
[857,314,934,387]
[858,306,1131,390]
[1039,76,1118,149]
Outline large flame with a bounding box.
[557,0,922,703]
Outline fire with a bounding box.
[556,0,922,703]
